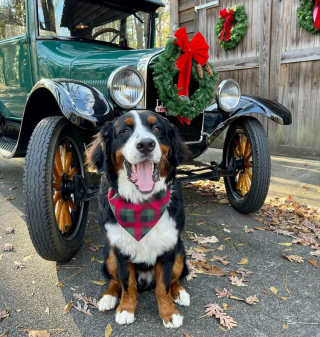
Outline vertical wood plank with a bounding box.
[170,0,179,34]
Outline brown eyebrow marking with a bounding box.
[125,117,134,126]
[148,116,157,124]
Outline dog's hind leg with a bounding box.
[98,250,121,312]
[115,262,137,325]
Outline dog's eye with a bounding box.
[153,127,160,132]
[123,129,130,134]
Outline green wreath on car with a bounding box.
[297,0,320,34]
[215,4,248,50]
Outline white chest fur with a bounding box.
[104,210,178,265]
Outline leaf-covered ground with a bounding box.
[0,155,319,337]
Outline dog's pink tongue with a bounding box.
[136,160,154,192]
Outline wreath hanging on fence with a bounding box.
[152,27,218,123]
[215,4,248,50]
[297,0,320,34]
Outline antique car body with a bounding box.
[0,0,292,261]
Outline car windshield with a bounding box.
[37,0,151,49]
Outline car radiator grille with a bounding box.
[146,66,203,142]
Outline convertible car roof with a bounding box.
[61,0,164,29]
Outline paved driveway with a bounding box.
[0,151,319,337]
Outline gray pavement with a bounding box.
[0,149,319,337]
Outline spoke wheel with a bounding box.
[53,141,79,234]
[223,117,271,214]
[232,134,252,197]
[24,117,89,262]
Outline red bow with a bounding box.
[219,8,234,42]
[174,27,209,98]
[314,0,320,29]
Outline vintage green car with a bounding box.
[0,0,292,262]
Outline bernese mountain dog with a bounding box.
[86,110,190,328]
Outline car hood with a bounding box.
[70,48,158,97]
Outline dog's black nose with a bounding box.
[136,138,156,155]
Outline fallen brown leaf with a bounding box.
[193,247,214,254]
[307,259,318,268]
[12,261,25,270]
[2,243,13,251]
[91,280,108,285]
[216,244,225,251]
[229,276,247,287]
[283,254,304,263]
[4,227,14,234]
[105,324,112,337]
[270,287,278,295]
[237,258,249,265]
[191,252,206,262]
[310,250,320,257]
[0,331,9,337]
[215,288,231,298]
[182,333,191,337]
[204,266,226,276]
[0,309,10,320]
[4,196,15,201]
[63,301,73,314]
[245,295,259,305]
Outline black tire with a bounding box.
[23,116,89,262]
[223,117,271,214]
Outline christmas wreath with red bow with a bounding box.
[215,4,248,50]
[152,27,218,123]
[297,0,320,34]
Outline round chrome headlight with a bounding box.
[216,79,241,112]
[108,66,144,109]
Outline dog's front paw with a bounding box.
[173,289,190,307]
[115,310,135,325]
[98,295,117,312]
[163,313,183,328]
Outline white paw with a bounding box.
[115,310,135,325]
[98,295,117,312]
[163,313,184,328]
[173,290,190,307]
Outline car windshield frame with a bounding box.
[35,0,154,50]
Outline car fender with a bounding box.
[6,79,113,158]
[204,95,292,147]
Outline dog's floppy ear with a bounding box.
[169,125,190,166]
[85,121,113,173]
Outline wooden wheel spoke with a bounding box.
[236,140,241,154]
[245,174,251,192]
[52,181,61,190]
[59,200,66,231]
[240,135,246,155]
[53,166,61,183]
[245,161,253,168]
[64,152,72,174]
[245,168,252,181]
[240,174,246,195]
[61,144,67,172]
[246,151,252,161]
[64,202,72,226]
[55,149,63,175]
[53,191,61,206]
[68,167,77,179]
[55,199,63,223]
[68,198,77,212]
[233,148,240,158]
[236,174,242,190]
[244,139,251,158]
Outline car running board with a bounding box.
[0,137,17,157]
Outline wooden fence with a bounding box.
[170,0,320,159]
